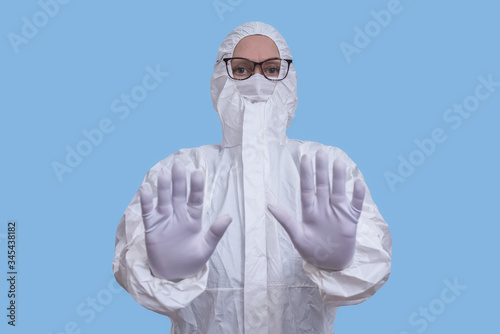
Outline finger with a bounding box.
[268,203,302,244]
[300,154,315,211]
[351,179,366,218]
[157,168,172,216]
[331,158,347,199]
[187,170,205,219]
[171,161,187,206]
[315,149,330,208]
[139,183,155,230]
[204,214,232,250]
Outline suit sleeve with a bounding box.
[302,147,392,307]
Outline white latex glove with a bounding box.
[268,149,365,271]
[140,161,233,282]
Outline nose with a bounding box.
[253,64,264,76]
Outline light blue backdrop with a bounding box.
[1,0,498,333]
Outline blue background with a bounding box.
[1,0,499,333]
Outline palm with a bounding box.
[268,149,365,270]
[140,162,232,281]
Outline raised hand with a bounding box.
[268,149,365,270]
[140,161,232,281]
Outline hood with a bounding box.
[210,22,298,148]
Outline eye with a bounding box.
[230,59,254,78]
[263,61,281,77]
[235,67,248,74]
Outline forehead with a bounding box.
[233,35,280,60]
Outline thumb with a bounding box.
[204,214,233,250]
[268,203,302,244]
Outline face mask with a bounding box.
[235,74,277,103]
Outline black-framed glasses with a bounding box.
[223,57,293,81]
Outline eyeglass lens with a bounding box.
[228,59,289,80]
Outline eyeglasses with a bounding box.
[223,57,293,81]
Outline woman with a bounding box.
[113,21,392,333]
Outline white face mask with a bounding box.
[235,74,277,103]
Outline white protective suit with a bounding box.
[113,21,392,333]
